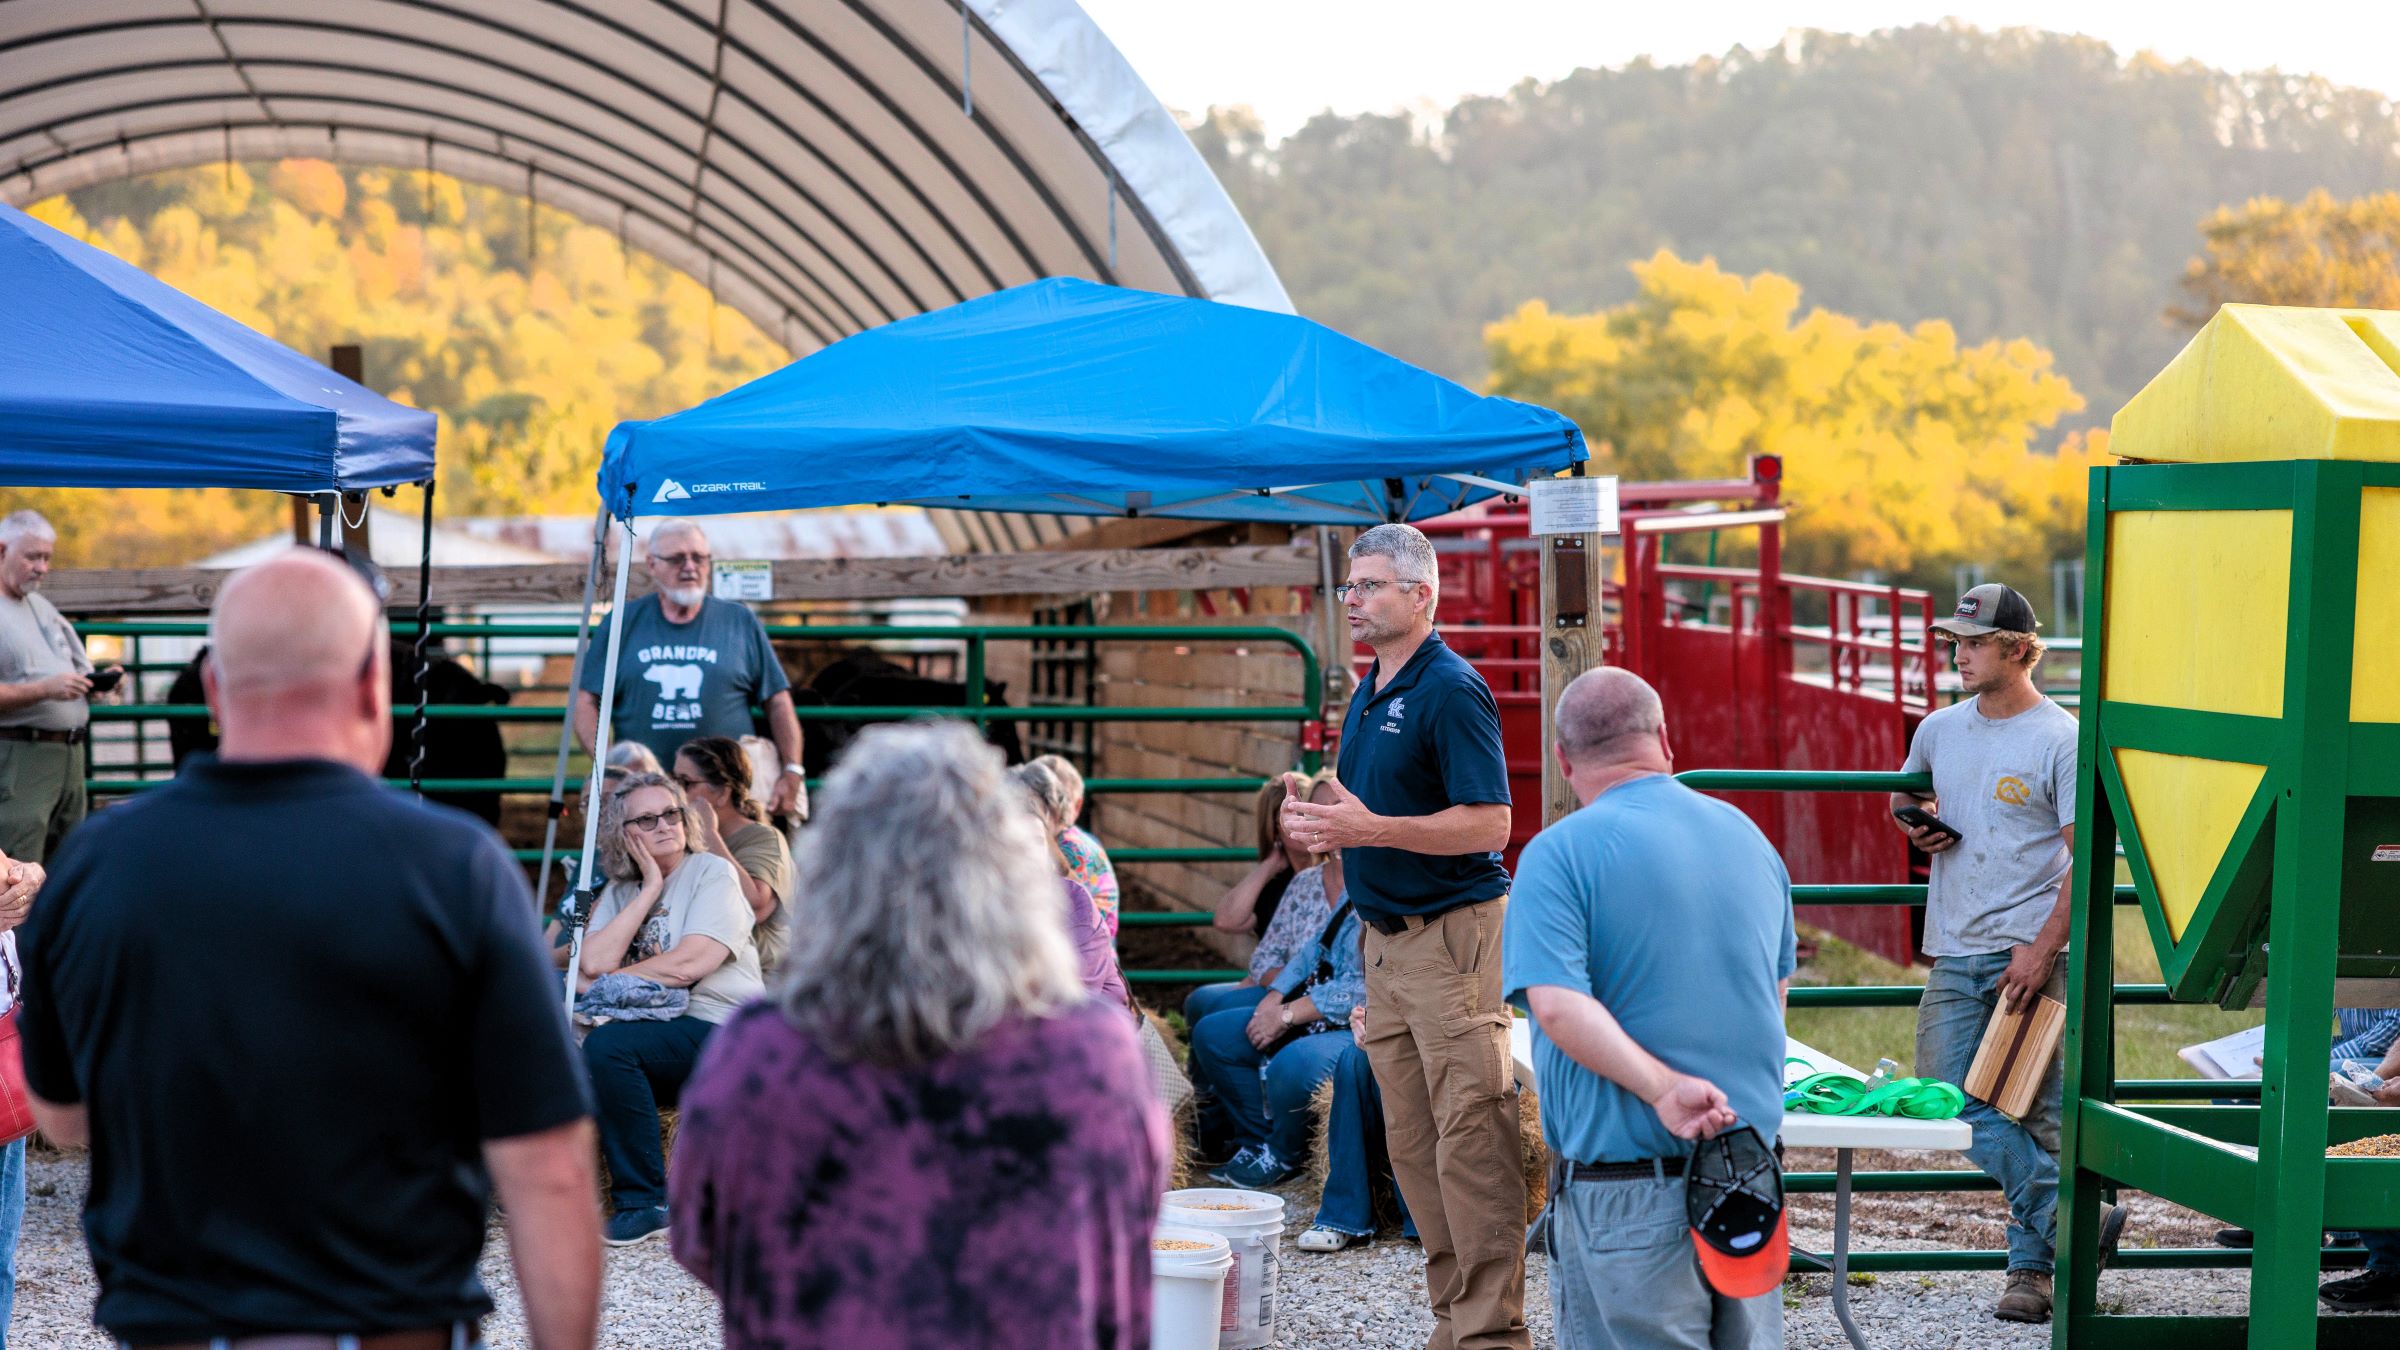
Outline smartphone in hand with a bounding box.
[1893,804,1963,846]
[86,666,125,695]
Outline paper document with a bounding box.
[2177,1024,2265,1080]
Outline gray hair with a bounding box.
[1555,667,1666,763]
[644,519,708,556]
[0,510,56,549]
[604,740,664,774]
[1347,523,1438,586]
[778,722,1082,1066]
[1009,760,1073,833]
[594,771,700,881]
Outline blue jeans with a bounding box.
[1917,952,2063,1273]
[1543,1169,1781,1350]
[1313,1041,1415,1238]
[0,1136,21,1346]
[582,1015,715,1211]
[2365,1230,2400,1272]
[1184,982,1268,1026]
[1188,1012,1353,1161]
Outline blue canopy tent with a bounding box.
[0,200,445,788]
[600,277,1582,525]
[0,202,436,493]
[554,278,1586,1002]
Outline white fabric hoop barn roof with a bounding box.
[0,0,1293,357]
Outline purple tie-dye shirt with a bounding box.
[670,998,1169,1350]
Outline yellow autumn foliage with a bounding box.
[11,161,787,566]
[1487,252,2098,585]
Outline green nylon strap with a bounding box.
[1783,1058,1966,1119]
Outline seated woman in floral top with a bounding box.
[1187,873,1363,1188]
[1032,754,1120,934]
[671,723,1167,1350]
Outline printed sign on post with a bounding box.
[712,560,773,602]
[1528,475,1621,536]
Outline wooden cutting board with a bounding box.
[1964,993,2066,1120]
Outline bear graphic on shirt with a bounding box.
[644,662,703,702]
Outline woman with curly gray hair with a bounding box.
[670,723,1167,1349]
[577,770,760,1247]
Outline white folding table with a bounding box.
[1509,1022,1973,1350]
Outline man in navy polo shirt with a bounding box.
[1286,522,1525,1350]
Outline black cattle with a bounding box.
[165,642,513,824]
[800,647,1023,776]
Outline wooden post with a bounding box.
[328,345,372,558]
[1539,528,1605,826]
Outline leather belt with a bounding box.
[129,1322,479,1350]
[1567,1158,1676,1182]
[1363,894,1506,937]
[0,724,85,745]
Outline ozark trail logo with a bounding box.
[653,478,692,504]
[1992,776,2032,806]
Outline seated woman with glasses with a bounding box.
[672,736,794,975]
[577,770,763,1247]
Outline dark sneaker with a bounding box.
[606,1205,669,1247]
[2095,1204,2129,1270]
[2319,1269,2400,1312]
[1215,1146,1299,1190]
[1204,1146,1263,1186]
[1994,1270,2053,1323]
[2214,1227,2253,1249]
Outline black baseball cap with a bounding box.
[1685,1123,1788,1298]
[1930,583,2037,638]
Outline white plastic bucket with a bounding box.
[1161,1187,1286,1350]
[1151,1225,1235,1350]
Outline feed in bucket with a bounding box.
[1151,1225,1235,1350]
[1161,1188,1285,1350]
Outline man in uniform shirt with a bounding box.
[574,520,807,816]
[0,510,118,865]
[1286,523,1524,1350]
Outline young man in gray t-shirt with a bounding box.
[1890,582,2115,1324]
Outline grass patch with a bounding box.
[1787,910,2267,1082]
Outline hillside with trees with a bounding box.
[1192,22,2400,416]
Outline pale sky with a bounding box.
[1077,1,2400,138]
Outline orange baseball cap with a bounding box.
[1684,1124,1790,1298]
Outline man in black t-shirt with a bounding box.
[19,550,600,1350]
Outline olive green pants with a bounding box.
[0,739,87,865]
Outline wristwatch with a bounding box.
[1279,1006,1296,1028]
[782,762,805,777]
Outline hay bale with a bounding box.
[1141,1006,1199,1190]
[1295,1063,1548,1230]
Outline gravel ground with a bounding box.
[6,1152,2354,1349]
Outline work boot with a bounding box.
[2318,1268,2400,1312]
[1994,1270,2053,1323]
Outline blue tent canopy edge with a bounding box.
[600,278,1584,523]
[0,202,436,493]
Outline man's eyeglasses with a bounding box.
[624,810,685,832]
[1333,578,1423,603]
[650,552,712,570]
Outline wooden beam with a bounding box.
[1539,530,1606,826]
[47,545,1328,613]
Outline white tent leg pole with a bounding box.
[532,507,610,918]
[564,516,637,1019]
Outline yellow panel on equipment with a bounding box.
[2102,509,2291,717]
[2353,487,2400,723]
[2112,748,2268,941]
[2111,305,2400,465]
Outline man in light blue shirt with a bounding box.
[1504,668,1794,1350]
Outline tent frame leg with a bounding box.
[533,508,611,918]
[562,514,638,1019]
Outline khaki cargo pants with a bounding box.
[1361,896,1529,1350]
[0,739,87,866]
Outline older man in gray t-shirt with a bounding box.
[1890,582,2099,1325]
